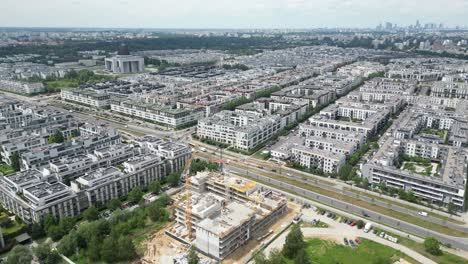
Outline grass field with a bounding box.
[386,231,468,264]
[298,238,416,264]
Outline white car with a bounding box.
[418,211,428,217]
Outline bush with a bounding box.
[424,237,442,256]
[356,220,365,229]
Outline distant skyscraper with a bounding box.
[416,20,421,28]
[385,22,393,30]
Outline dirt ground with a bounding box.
[141,226,187,264]
[222,201,301,264]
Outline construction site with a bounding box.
[140,166,296,264]
[169,170,289,260]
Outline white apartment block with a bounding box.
[431,81,468,99]
[0,80,45,95]
[110,99,204,128]
[291,146,346,174]
[197,111,282,150]
[61,89,111,108]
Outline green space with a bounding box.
[39,69,115,91]
[300,238,415,264]
[397,155,439,177]
[379,230,468,264]
[421,128,447,139]
[301,221,328,228]
[229,166,468,237]
[254,224,416,264]
[0,164,15,175]
[252,148,271,160]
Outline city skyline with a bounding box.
[1,0,467,29]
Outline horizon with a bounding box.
[1,0,467,29]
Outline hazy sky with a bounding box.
[1,0,468,28]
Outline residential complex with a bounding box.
[0,98,191,223]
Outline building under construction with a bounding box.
[169,171,288,260]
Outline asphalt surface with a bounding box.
[225,164,468,251]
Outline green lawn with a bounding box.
[299,238,416,264]
[0,164,15,175]
[384,231,468,264]
[421,128,447,139]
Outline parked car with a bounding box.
[349,240,355,247]
[355,238,361,244]
[350,221,357,227]
[344,238,349,245]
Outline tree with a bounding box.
[447,202,457,216]
[31,222,46,239]
[87,236,101,261]
[282,224,305,258]
[101,236,116,263]
[43,214,57,232]
[7,245,33,264]
[45,251,61,264]
[424,237,442,256]
[128,187,144,203]
[116,235,136,261]
[167,172,181,187]
[47,225,64,241]
[268,249,287,264]
[338,164,352,180]
[10,151,21,172]
[83,206,99,221]
[107,198,122,210]
[57,231,78,257]
[71,129,80,137]
[50,130,64,144]
[147,203,168,222]
[188,247,200,264]
[356,220,365,229]
[294,249,311,264]
[149,180,161,194]
[35,243,52,264]
[58,216,76,234]
[253,251,268,264]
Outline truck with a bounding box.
[364,222,372,233]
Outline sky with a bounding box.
[1,0,468,29]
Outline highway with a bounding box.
[224,164,468,250]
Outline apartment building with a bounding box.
[431,81,468,99]
[0,170,80,223]
[110,99,204,128]
[61,89,111,108]
[197,111,282,150]
[0,80,45,95]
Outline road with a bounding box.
[196,141,468,232]
[223,164,468,251]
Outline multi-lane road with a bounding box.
[225,164,468,251]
